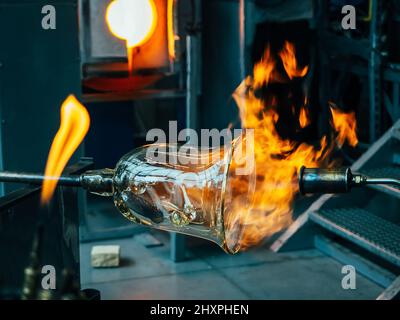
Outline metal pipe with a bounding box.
[298,167,353,194]
[299,166,400,194]
[0,171,81,186]
[0,169,115,196]
[365,178,400,187]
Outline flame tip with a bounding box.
[41,96,90,203]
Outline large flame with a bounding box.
[225,42,358,250]
[106,0,158,72]
[41,95,90,204]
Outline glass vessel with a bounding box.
[111,137,254,254]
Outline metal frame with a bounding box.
[368,0,383,142]
[377,276,400,300]
[315,0,387,143]
[0,59,4,197]
[328,61,400,128]
[82,89,185,104]
[314,235,396,288]
[170,0,202,262]
[383,64,400,123]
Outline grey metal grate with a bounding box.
[310,207,400,267]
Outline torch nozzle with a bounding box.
[0,169,115,197]
[299,166,400,195]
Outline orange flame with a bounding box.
[225,42,356,250]
[254,47,276,88]
[330,105,359,147]
[279,41,309,79]
[299,106,311,128]
[41,95,90,204]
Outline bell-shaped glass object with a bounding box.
[112,137,254,254]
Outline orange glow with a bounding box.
[127,47,135,74]
[225,42,357,250]
[299,106,311,128]
[330,105,359,147]
[106,0,158,72]
[167,0,176,60]
[279,41,309,80]
[41,95,90,204]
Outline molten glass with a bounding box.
[106,0,157,48]
[106,0,158,72]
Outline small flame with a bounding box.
[41,95,90,204]
[225,42,357,250]
[279,41,309,80]
[106,0,158,72]
[330,105,358,147]
[254,47,276,88]
[299,106,311,128]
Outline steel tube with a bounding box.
[299,166,400,194]
[0,172,81,186]
[366,178,400,187]
[0,170,114,196]
[299,167,353,194]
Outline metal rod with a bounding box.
[0,170,114,196]
[365,178,400,187]
[0,171,81,186]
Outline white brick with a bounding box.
[91,245,120,268]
